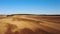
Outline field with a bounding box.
[0,15,60,34]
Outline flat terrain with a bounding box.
[0,15,60,34]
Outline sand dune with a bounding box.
[0,15,60,34]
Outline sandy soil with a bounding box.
[0,15,60,34]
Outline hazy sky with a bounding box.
[0,0,60,15]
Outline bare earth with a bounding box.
[0,15,60,34]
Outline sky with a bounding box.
[0,0,60,15]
